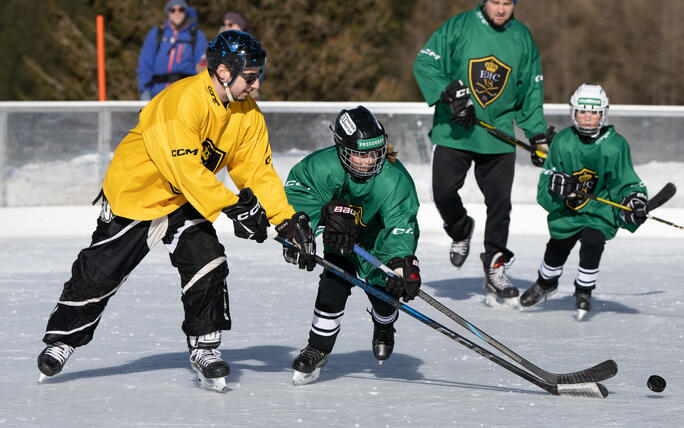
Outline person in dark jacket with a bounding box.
[137,0,208,100]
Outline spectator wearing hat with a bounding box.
[137,0,208,100]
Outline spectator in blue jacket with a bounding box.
[137,0,208,100]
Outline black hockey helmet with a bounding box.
[206,30,266,84]
[331,106,388,181]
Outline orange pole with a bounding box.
[96,15,106,101]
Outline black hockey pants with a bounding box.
[43,201,230,348]
[539,227,606,291]
[432,145,515,259]
[308,253,398,354]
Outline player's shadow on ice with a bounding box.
[519,294,639,321]
[425,277,535,301]
[315,350,545,396]
[41,345,297,384]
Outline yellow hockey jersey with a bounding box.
[103,70,294,224]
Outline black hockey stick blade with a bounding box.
[647,182,676,211]
[555,360,618,384]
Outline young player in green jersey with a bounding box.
[520,84,648,321]
[413,0,554,307]
[282,106,421,385]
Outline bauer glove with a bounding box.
[548,172,579,199]
[440,80,476,130]
[276,212,316,271]
[385,255,422,302]
[620,192,648,225]
[222,188,269,243]
[320,199,359,255]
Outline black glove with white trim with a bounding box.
[222,188,269,243]
[620,192,648,225]
[440,80,476,130]
[320,199,359,255]
[548,172,579,199]
[276,212,316,271]
[385,255,422,302]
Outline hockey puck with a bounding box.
[647,375,666,393]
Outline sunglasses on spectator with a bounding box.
[169,7,185,13]
[239,69,262,85]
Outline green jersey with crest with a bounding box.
[537,126,647,240]
[413,5,546,154]
[284,146,420,288]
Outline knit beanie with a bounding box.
[165,0,188,17]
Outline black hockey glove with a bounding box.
[275,212,316,271]
[548,172,579,199]
[529,126,555,167]
[320,199,359,255]
[385,255,421,302]
[440,80,476,130]
[222,188,269,243]
[620,192,648,225]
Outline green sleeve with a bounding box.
[603,136,647,233]
[514,35,547,138]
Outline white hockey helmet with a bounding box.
[570,84,609,138]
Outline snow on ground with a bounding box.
[1,159,684,427]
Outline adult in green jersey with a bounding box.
[413,0,553,307]
[283,106,421,385]
[520,84,648,321]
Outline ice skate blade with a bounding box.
[520,289,557,310]
[484,293,518,309]
[576,309,589,321]
[293,368,320,386]
[37,373,49,384]
[197,375,228,393]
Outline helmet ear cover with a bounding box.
[570,84,609,138]
[332,106,388,181]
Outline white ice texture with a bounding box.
[1,154,683,427]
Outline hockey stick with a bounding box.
[476,119,548,160]
[272,234,607,397]
[574,182,682,230]
[352,244,618,384]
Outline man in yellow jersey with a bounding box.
[37,31,315,393]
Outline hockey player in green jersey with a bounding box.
[413,0,554,307]
[282,106,421,385]
[520,84,648,321]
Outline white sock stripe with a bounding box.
[312,313,343,332]
[182,257,227,294]
[539,262,563,280]
[44,313,103,336]
[311,325,340,337]
[313,308,345,318]
[371,308,398,324]
[578,267,600,275]
[57,276,127,306]
[164,219,208,254]
[91,220,141,247]
[576,268,599,286]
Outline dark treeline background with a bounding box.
[1,0,682,104]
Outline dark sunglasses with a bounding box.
[239,68,262,85]
[169,7,185,13]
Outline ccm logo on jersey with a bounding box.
[172,148,199,157]
[236,202,263,221]
[392,227,414,235]
[333,206,356,215]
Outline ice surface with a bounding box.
[1,159,683,427]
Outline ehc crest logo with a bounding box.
[468,55,511,108]
[566,168,598,210]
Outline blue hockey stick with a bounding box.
[352,243,618,385]
[273,234,607,397]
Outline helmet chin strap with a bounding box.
[223,81,235,103]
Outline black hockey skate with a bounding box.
[481,252,519,308]
[574,288,592,321]
[372,323,395,364]
[292,345,328,386]
[190,348,231,393]
[37,342,75,383]
[520,280,558,309]
[450,216,475,268]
